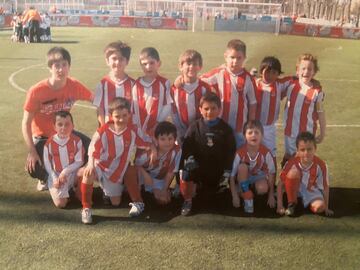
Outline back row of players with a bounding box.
[22,40,333,224]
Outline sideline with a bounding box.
[8,64,360,124]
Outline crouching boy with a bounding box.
[136,121,181,205]
[80,97,149,224]
[277,131,333,216]
[179,92,236,216]
[43,111,84,208]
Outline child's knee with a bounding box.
[310,200,325,214]
[255,180,268,195]
[110,196,121,206]
[53,198,68,208]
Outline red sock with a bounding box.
[81,182,93,209]
[284,176,300,204]
[124,166,142,202]
[241,190,254,200]
[180,180,194,201]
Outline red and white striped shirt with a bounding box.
[171,79,212,138]
[136,145,182,180]
[90,122,148,183]
[201,67,257,133]
[93,75,135,123]
[43,133,84,179]
[255,77,292,126]
[132,76,172,139]
[280,156,329,191]
[231,144,275,177]
[283,81,324,137]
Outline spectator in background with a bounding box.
[22,6,41,43]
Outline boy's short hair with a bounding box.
[154,121,177,139]
[54,110,73,123]
[104,41,131,61]
[108,97,131,114]
[243,120,264,135]
[296,53,319,73]
[199,92,221,108]
[47,47,71,68]
[296,131,316,148]
[179,49,203,67]
[259,56,283,74]
[140,47,160,61]
[226,39,246,56]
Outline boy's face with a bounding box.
[297,60,316,85]
[296,140,316,165]
[156,133,175,153]
[111,108,130,127]
[244,127,263,147]
[140,56,161,79]
[54,115,73,139]
[49,59,70,81]
[199,101,220,121]
[224,49,245,74]
[180,60,202,81]
[106,51,129,77]
[262,67,279,84]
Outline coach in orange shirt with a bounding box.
[22,6,41,42]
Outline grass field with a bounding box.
[0,27,360,269]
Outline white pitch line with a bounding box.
[8,64,360,125]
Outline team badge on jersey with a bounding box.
[205,132,215,147]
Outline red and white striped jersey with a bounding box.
[280,156,329,191]
[136,145,182,180]
[171,79,212,138]
[283,81,324,137]
[93,75,135,123]
[43,133,84,179]
[231,144,276,177]
[132,76,172,138]
[255,77,292,126]
[201,67,257,133]
[90,122,148,183]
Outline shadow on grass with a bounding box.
[0,187,359,226]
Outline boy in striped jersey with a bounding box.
[136,121,181,205]
[80,98,149,224]
[230,120,276,214]
[277,132,333,216]
[132,47,172,143]
[93,41,135,126]
[200,39,257,147]
[171,49,212,143]
[282,53,326,167]
[43,111,84,208]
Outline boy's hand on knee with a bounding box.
[25,149,41,173]
[267,195,276,208]
[277,207,285,215]
[232,196,240,208]
[325,208,334,216]
[53,179,61,189]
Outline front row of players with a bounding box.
[43,93,333,224]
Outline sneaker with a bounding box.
[81,208,92,224]
[244,199,254,214]
[129,202,145,217]
[36,180,48,191]
[285,203,296,216]
[181,200,192,216]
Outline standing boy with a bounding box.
[136,121,181,205]
[180,92,236,216]
[22,47,93,191]
[80,98,149,224]
[277,132,333,217]
[43,111,84,208]
[171,49,212,142]
[132,47,172,142]
[93,41,135,126]
[201,39,257,147]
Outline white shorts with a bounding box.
[262,124,277,156]
[138,172,165,192]
[284,135,297,156]
[47,172,76,199]
[300,185,324,207]
[96,167,124,197]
